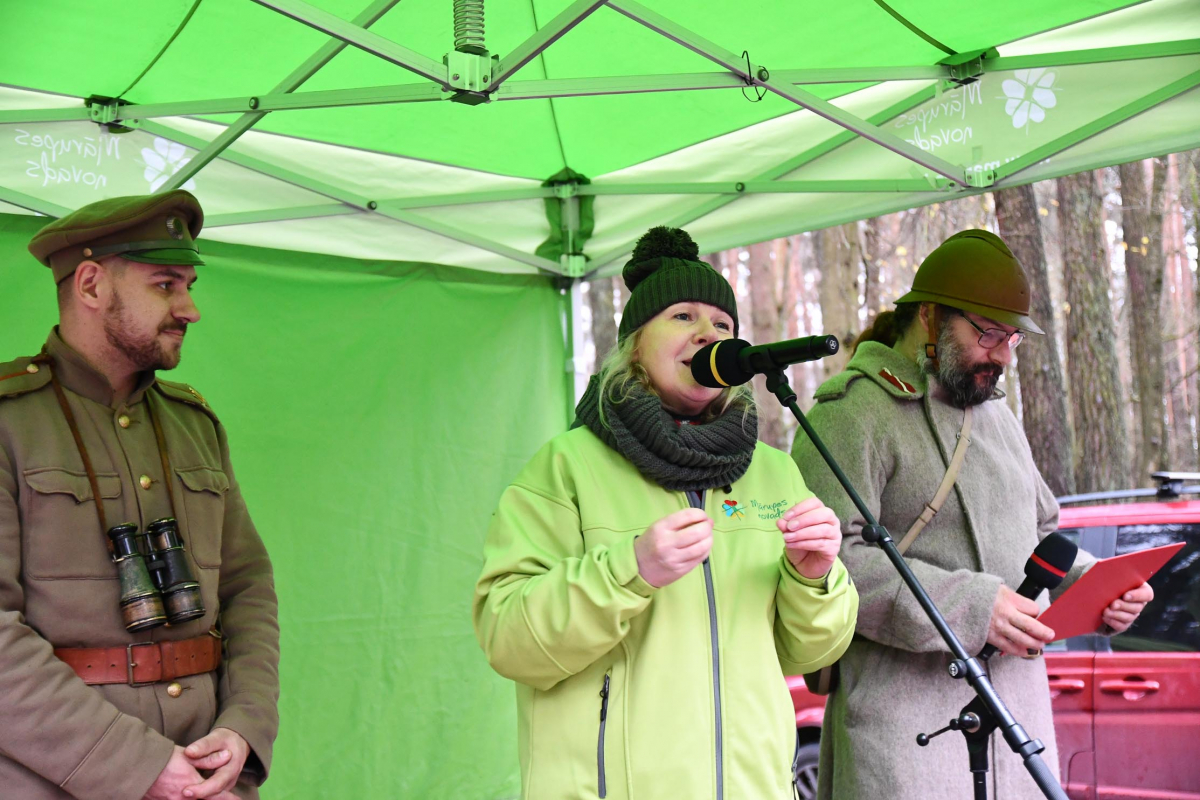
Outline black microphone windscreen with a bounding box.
[691,339,754,388]
[1025,532,1078,590]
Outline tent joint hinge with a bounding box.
[84,95,138,132]
[964,169,996,188]
[938,48,997,87]
[445,50,498,105]
[560,254,587,279]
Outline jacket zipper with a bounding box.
[598,672,611,798]
[688,490,723,800]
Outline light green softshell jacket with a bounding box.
[474,426,858,800]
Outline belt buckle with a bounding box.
[126,642,160,687]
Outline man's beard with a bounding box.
[921,322,1002,409]
[103,289,185,372]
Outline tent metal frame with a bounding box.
[1,3,1197,280]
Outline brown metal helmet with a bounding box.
[895,229,1045,335]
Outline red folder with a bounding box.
[1038,542,1185,641]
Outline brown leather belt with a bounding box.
[54,634,222,686]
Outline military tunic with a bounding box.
[0,329,279,800]
[792,342,1095,800]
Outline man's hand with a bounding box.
[1102,582,1153,633]
[777,497,841,581]
[634,508,713,588]
[180,728,250,799]
[986,585,1057,657]
[142,746,236,800]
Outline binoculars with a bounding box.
[108,518,205,631]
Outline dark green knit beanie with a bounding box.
[617,226,739,341]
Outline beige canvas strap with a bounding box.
[896,406,973,555]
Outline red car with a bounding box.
[788,472,1200,800]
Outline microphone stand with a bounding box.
[764,368,1067,800]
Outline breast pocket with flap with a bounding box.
[174,465,228,568]
[22,467,122,579]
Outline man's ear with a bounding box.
[917,302,932,335]
[72,260,107,311]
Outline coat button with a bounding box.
[25,364,39,374]
[118,415,131,428]
[139,475,152,489]
[166,682,183,698]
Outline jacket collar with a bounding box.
[845,341,928,400]
[44,327,156,409]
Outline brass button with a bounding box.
[166,682,183,698]
[25,364,39,374]
[139,475,152,490]
[118,415,131,429]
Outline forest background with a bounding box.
[578,152,1200,497]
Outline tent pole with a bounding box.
[994,67,1200,183]
[990,39,1200,72]
[0,186,71,218]
[142,120,561,273]
[249,0,448,85]
[584,84,936,274]
[159,0,403,193]
[491,0,608,88]
[605,0,968,186]
[561,277,588,425]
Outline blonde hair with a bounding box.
[596,329,756,429]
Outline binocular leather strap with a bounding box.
[54,633,222,686]
[35,354,110,544]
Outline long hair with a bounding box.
[596,330,756,428]
[850,301,922,353]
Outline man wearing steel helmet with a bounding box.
[791,230,1152,799]
[0,191,279,800]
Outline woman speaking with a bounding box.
[473,227,858,800]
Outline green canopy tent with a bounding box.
[1,0,1197,796]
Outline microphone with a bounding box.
[979,532,1078,660]
[691,336,840,388]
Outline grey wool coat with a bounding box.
[791,342,1094,800]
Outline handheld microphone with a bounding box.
[978,531,1078,660]
[691,335,840,388]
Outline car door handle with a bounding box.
[1099,679,1160,700]
[1047,678,1086,696]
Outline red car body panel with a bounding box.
[788,497,1200,798]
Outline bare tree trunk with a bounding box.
[814,223,862,377]
[587,277,618,367]
[1163,155,1199,469]
[746,241,787,449]
[994,183,1077,495]
[1118,159,1168,485]
[1057,171,1131,492]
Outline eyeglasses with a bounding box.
[962,314,1025,350]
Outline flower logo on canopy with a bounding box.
[141,137,196,192]
[1002,69,1057,131]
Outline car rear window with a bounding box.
[1110,523,1200,653]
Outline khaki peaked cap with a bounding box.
[28,190,205,283]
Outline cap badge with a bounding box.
[165,216,185,240]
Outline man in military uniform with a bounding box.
[792,230,1152,800]
[0,191,279,799]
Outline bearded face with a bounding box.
[102,283,188,372]
[922,314,1004,408]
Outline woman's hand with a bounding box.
[634,508,713,588]
[777,497,841,581]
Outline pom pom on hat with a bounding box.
[617,226,738,341]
